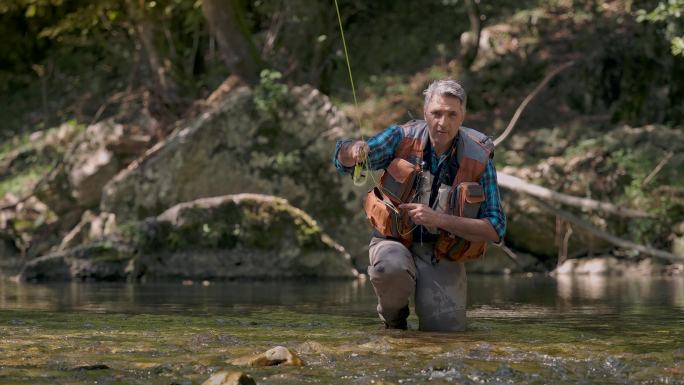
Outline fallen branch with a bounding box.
[495,243,522,267]
[642,150,674,186]
[530,197,684,263]
[493,61,575,146]
[497,171,651,218]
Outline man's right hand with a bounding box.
[339,140,370,167]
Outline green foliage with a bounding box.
[0,165,50,197]
[638,0,684,56]
[253,69,289,116]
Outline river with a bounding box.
[1,275,682,384]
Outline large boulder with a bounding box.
[100,84,368,259]
[132,194,357,280]
[16,193,357,281]
[35,119,152,229]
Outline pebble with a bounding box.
[228,346,304,367]
[202,371,256,385]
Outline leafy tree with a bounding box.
[638,0,684,56]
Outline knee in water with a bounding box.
[370,261,413,281]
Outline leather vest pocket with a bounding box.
[364,187,402,238]
[449,182,485,218]
[381,158,419,203]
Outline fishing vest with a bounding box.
[363,120,494,262]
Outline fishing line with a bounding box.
[333,0,368,187]
[334,0,419,234]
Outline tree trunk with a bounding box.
[460,0,481,70]
[202,0,262,84]
[126,0,180,107]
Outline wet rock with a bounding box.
[553,256,678,276]
[358,336,394,353]
[202,371,256,385]
[296,340,328,354]
[17,193,357,281]
[228,346,304,367]
[131,194,357,280]
[69,364,109,371]
[187,333,242,349]
[15,241,135,282]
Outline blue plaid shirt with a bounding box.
[334,124,506,241]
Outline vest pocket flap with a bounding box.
[381,158,418,203]
[386,158,416,183]
[464,183,484,204]
[455,182,483,218]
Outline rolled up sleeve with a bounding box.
[478,159,507,242]
[332,125,403,175]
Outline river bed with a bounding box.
[1,275,682,384]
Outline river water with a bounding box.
[1,275,682,384]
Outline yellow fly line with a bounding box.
[333,1,423,237]
[333,0,368,187]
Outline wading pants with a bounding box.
[368,237,467,331]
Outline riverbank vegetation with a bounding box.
[0,0,683,276]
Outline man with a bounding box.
[333,79,506,331]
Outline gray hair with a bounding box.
[423,79,467,112]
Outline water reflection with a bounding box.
[1,275,683,316]
[555,275,684,309]
[0,277,377,314]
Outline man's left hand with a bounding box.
[399,203,441,228]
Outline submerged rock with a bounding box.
[229,346,304,367]
[296,340,328,354]
[202,371,256,385]
[69,364,110,371]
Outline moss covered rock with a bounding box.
[99,84,368,261]
[131,194,356,280]
[16,194,356,281]
[16,240,135,282]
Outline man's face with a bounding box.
[424,94,465,154]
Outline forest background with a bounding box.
[1,0,683,278]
